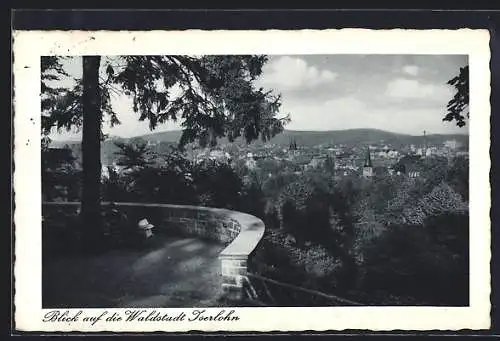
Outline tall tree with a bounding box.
[81,56,103,242]
[42,55,288,244]
[444,65,469,128]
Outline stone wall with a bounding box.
[42,202,265,298]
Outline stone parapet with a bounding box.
[42,201,265,297]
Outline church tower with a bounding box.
[423,130,428,158]
[362,147,374,178]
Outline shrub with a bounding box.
[358,215,469,306]
[42,207,83,257]
[446,156,469,201]
[42,147,82,202]
[192,160,242,209]
[101,203,138,248]
[250,230,344,295]
[239,182,266,219]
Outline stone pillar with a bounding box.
[220,255,248,300]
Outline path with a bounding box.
[43,236,226,308]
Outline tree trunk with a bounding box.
[81,56,103,250]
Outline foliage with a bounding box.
[101,203,140,248]
[419,156,449,192]
[41,57,119,142]
[277,178,317,241]
[444,65,469,128]
[385,181,467,226]
[42,206,83,257]
[383,177,425,225]
[262,169,299,198]
[42,147,81,201]
[263,204,281,230]
[272,171,359,291]
[277,176,317,212]
[103,143,193,203]
[239,180,267,219]
[102,167,130,202]
[250,230,342,291]
[445,155,469,200]
[192,159,243,209]
[419,182,468,216]
[41,57,72,142]
[102,144,243,209]
[42,54,470,302]
[45,143,470,306]
[360,212,469,305]
[245,153,469,305]
[42,203,159,256]
[392,155,423,174]
[44,56,287,147]
[114,141,156,170]
[324,155,336,174]
[128,165,197,204]
[42,55,287,246]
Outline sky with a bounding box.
[48,54,468,141]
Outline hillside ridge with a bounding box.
[52,128,469,148]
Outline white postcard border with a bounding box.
[13,29,491,332]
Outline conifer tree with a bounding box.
[42,55,288,246]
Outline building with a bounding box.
[307,155,327,169]
[394,155,422,178]
[287,137,301,158]
[208,149,231,163]
[444,139,462,150]
[426,147,436,157]
[407,163,421,177]
[362,147,374,178]
[245,152,257,170]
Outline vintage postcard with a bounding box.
[13,29,491,332]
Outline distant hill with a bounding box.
[136,130,184,143]
[50,128,469,165]
[134,128,469,148]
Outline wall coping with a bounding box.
[42,201,265,261]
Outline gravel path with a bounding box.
[43,236,226,308]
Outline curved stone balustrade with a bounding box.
[42,202,265,298]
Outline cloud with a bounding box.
[49,55,467,141]
[385,78,453,100]
[285,96,371,131]
[283,95,465,135]
[402,65,419,76]
[258,56,337,90]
